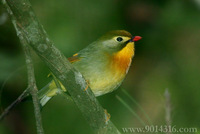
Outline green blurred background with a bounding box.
[0,0,200,133]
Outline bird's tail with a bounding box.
[1,77,69,118]
[38,80,58,107]
[37,78,68,107]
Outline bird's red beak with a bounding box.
[132,36,142,42]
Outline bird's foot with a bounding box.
[84,80,90,91]
[104,109,111,123]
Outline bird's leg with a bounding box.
[104,109,111,123]
[84,80,90,91]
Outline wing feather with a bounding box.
[67,53,81,63]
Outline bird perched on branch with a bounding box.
[38,30,142,106]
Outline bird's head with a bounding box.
[97,30,142,54]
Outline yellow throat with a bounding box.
[111,41,134,74]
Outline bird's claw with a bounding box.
[84,80,90,91]
[104,109,111,123]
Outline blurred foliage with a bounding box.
[0,0,200,134]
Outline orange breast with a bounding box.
[111,42,134,74]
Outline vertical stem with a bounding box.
[22,39,44,134]
[1,0,44,133]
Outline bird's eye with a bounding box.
[116,37,123,42]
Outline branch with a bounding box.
[1,0,44,133]
[0,88,29,121]
[1,0,120,133]
[22,39,44,134]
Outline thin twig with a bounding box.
[116,95,146,126]
[0,88,29,121]
[0,65,26,114]
[22,38,44,134]
[122,89,153,125]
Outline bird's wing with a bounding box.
[67,53,81,63]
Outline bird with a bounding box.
[38,30,142,106]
